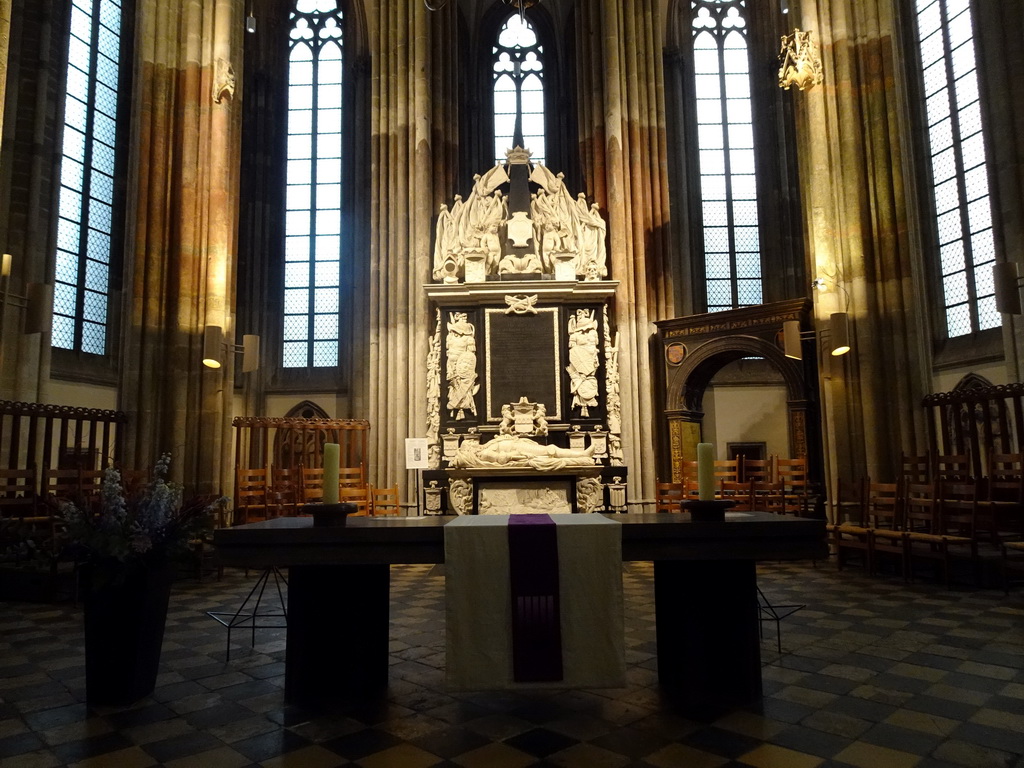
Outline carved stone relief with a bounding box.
[445,312,479,420]
[424,480,443,514]
[778,29,823,91]
[449,433,596,471]
[478,484,572,515]
[566,309,600,417]
[504,294,538,314]
[213,58,236,103]
[449,478,472,515]
[499,397,548,437]
[576,475,604,514]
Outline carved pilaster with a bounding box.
[566,309,600,417]
[604,305,623,465]
[426,309,442,468]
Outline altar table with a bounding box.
[214,512,826,714]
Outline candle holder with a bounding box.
[307,502,357,528]
[681,499,734,522]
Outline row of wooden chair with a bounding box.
[829,474,1024,588]
[656,478,807,516]
[678,454,808,486]
[0,466,152,520]
[234,464,400,524]
[660,455,811,515]
[0,466,155,561]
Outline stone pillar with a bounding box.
[364,1,456,495]
[121,0,243,494]
[974,2,1024,380]
[574,1,673,507]
[0,0,11,141]
[792,0,931,488]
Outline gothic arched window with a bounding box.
[910,0,997,338]
[492,13,545,165]
[690,0,762,312]
[283,0,345,368]
[52,0,129,355]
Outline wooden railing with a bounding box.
[0,399,127,483]
[922,382,1024,479]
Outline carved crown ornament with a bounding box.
[778,28,823,91]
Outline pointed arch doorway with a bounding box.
[654,299,822,488]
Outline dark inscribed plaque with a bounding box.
[485,308,561,421]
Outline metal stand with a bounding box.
[207,567,288,661]
[756,585,804,654]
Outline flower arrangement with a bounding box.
[60,454,226,569]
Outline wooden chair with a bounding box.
[234,468,270,525]
[119,468,150,499]
[369,485,401,516]
[828,475,864,526]
[979,452,1024,545]
[776,457,810,515]
[44,467,103,506]
[742,457,774,484]
[1001,540,1024,594]
[338,484,370,516]
[718,479,753,511]
[713,458,741,484]
[655,481,686,513]
[905,480,978,587]
[864,482,905,578]
[300,466,324,503]
[826,477,868,570]
[750,480,786,515]
[0,468,40,522]
[903,481,936,536]
[901,452,932,485]
[934,453,972,481]
[271,466,302,517]
[338,465,366,488]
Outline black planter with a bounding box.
[82,560,174,706]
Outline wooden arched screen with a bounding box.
[232,414,370,474]
[922,376,1024,478]
[653,299,820,484]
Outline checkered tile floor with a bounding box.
[1,559,1022,767]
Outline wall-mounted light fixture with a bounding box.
[202,325,260,372]
[0,253,53,336]
[782,312,850,360]
[993,262,1024,314]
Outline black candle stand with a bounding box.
[307,502,357,527]
[681,499,734,522]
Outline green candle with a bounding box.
[323,443,340,504]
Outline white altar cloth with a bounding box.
[444,514,625,690]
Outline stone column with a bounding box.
[974,2,1024,380]
[792,0,931,488]
[574,1,673,507]
[0,0,11,141]
[120,0,243,493]
[363,1,456,496]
